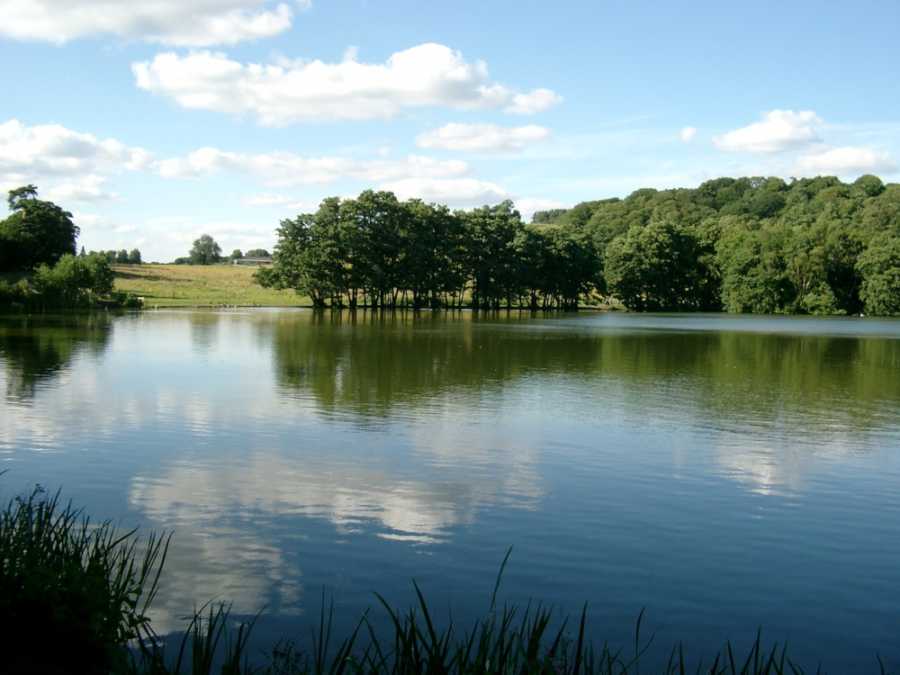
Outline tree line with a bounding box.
[258,191,599,310]
[83,248,142,264]
[172,234,270,265]
[261,176,900,315]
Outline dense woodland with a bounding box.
[261,176,900,315]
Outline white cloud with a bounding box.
[157,147,469,186]
[0,0,306,46]
[505,89,563,115]
[378,177,509,207]
[243,193,312,210]
[794,146,896,176]
[680,126,697,143]
[132,43,562,125]
[45,174,118,203]
[515,197,567,222]
[416,123,550,153]
[714,110,822,153]
[0,118,150,201]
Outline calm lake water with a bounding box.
[2,310,900,670]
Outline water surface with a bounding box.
[1,310,899,670]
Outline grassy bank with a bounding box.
[1,486,894,674]
[113,264,309,308]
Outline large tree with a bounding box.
[605,219,702,311]
[189,234,222,265]
[0,185,79,272]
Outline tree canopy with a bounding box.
[0,185,79,273]
[189,234,222,265]
[260,191,599,310]
[263,177,900,315]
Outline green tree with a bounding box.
[231,249,244,260]
[605,220,702,311]
[462,201,524,309]
[128,249,142,264]
[858,233,900,316]
[189,234,222,265]
[0,185,79,272]
[31,253,115,307]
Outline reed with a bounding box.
[0,484,168,674]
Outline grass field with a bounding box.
[113,264,310,308]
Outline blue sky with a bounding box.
[1,0,899,261]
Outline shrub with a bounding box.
[30,253,115,308]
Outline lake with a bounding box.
[1,309,899,671]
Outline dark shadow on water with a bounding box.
[0,314,113,401]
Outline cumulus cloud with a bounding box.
[416,123,550,153]
[132,44,562,125]
[0,118,150,200]
[0,0,305,46]
[794,146,896,176]
[156,147,469,186]
[680,126,697,143]
[505,89,563,115]
[714,110,822,153]
[378,177,509,207]
[45,175,118,203]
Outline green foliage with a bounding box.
[562,175,900,315]
[531,207,569,224]
[0,185,79,272]
[31,253,115,307]
[244,248,270,258]
[266,193,602,310]
[231,249,244,260]
[129,248,143,264]
[0,486,168,674]
[0,253,135,310]
[858,232,900,316]
[605,220,708,311]
[189,234,222,265]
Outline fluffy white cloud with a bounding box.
[0,0,305,46]
[680,126,697,143]
[416,123,550,153]
[794,146,896,176]
[0,119,150,201]
[132,44,562,125]
[378,177,509,207]
[505,89,563,115]
[714,110,822,153]
[156,147,469,185]
[45,174,118,203]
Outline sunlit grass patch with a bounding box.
[113,264,309,308]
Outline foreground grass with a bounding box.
[0,485,894,674]
[113,264,309,308]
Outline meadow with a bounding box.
[113,264,309,308]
